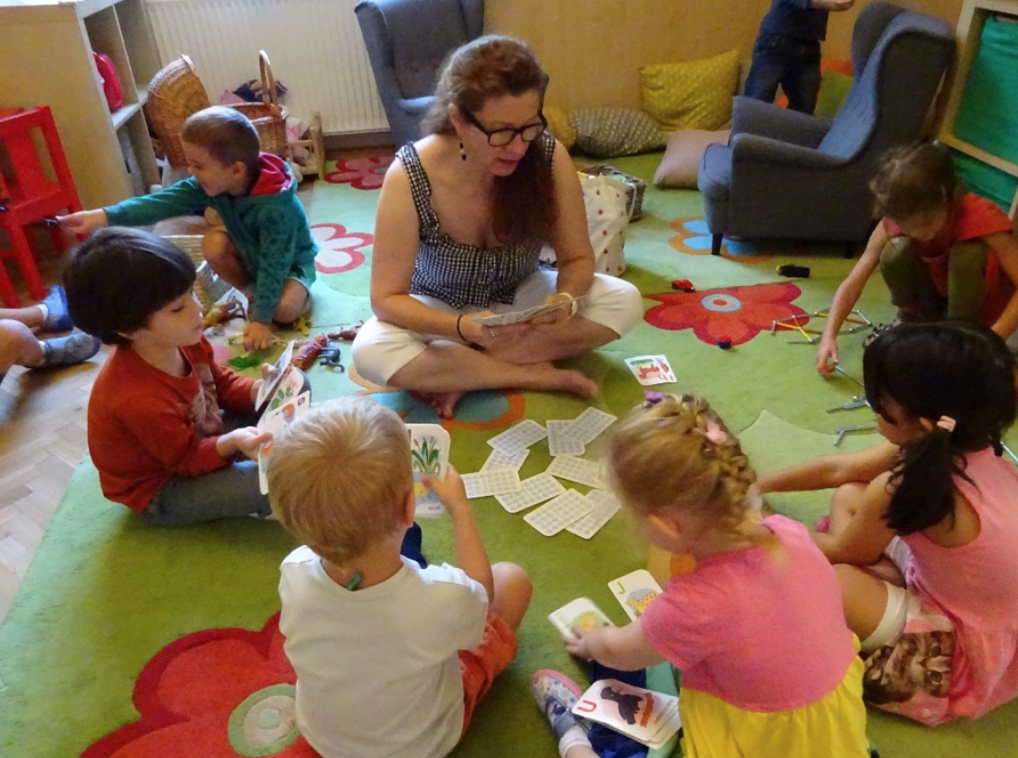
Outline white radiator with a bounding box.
[145,0,389,135]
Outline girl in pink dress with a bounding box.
[760,321,1018,725]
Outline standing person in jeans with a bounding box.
[744,0,855,115]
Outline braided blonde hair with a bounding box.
[605,394,773,549]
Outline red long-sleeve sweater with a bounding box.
[87,338,255,512]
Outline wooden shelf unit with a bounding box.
[0,0,162,209]
[939,0,1018,222]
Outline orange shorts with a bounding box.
[458,611,517,731]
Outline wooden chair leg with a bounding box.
[711,234,723,256]
[0,261,21,306]
[6,223,46,301]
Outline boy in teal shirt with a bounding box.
[60,106,317,351]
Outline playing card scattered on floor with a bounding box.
[567,490,622,539]
[524,490,594,536]
[624,355,676,386]
[495,473,566,513]
[547,455,605,488]
[462,467,522,499]
[548,597,615,640]
[547,419,585,456]
[481,446,530,471]
[609,569,664,621]
[567,407,618,445]
[487,419,548,452]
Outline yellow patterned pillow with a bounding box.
[640,50,740,132]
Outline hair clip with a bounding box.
[704,418,728,446]
[643,390,665,407]
[936,416,956,433]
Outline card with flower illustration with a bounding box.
[406,424,451,517]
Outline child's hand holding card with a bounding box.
[548,597,615,641]
[406,424,451,517]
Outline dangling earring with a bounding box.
[459,141,467,161]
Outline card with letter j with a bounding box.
[609,569,664,621]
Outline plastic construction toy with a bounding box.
[291,334,329,370]
[776,264,810,278]
[671,279,695,292]
[716,335,732,350]
[770,309,873,345]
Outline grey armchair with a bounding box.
[697,2,953,255]
[354,0,485,148]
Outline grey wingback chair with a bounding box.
[354,0,485,148]
[697,2,954,255]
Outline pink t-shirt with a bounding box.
[640,515,857,712]
[902,447,1018,719]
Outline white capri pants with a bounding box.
[352,270,644,385]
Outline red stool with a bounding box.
[0,106,82,306]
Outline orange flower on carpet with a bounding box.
[312,223,370,274]
[81,613,319,758]
[667,217,772,263]
[645,282,809,346]
[323,155,393,190]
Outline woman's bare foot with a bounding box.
[532,363,599,399]
[410,389,465,418]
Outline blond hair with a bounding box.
[181,105,261,176]
[267,396,413,565]
[605,394,771,548]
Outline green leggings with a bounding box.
[879,236,988,321]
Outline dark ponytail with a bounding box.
[864,322,1017,535]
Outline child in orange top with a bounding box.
[818,142,1018,376]
[64,227,273,525]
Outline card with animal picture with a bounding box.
[609,569,664,621]
[548,597,615,641]
[255,340,296,412]
[406,424,451,518]
[572,678,681,748]
[623,355,676,386]
[257,388,312,494]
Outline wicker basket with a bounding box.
[162,235,232,310]
[147,55,211,170]
[230,50,288,158]
[579,163,647,221]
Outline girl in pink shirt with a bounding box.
[551,393,870,758]
[760,321,1018,725]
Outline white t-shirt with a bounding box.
[278,547,489,758]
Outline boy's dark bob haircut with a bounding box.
[64,227,196,346]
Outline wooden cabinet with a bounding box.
[939,0,1018,222]
[0,0,162,209]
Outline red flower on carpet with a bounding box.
[312,223,370,274]
[82,613,320,758]
[645,282,809,346]
[323,155,393,190]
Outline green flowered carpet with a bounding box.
[2,152,1017,758]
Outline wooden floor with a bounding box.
[0,252,108,624]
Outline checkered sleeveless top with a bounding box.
[398,133,556,309]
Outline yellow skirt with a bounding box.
[679,655,869,758]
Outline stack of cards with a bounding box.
[473,295,584,327]
[572,679,681,749]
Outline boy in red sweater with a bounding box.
[64,228,273,525]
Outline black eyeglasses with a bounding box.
[461,109,547,147]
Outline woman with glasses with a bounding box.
[352,35,642,417]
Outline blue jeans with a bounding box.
[141,459,271,526]
[744,32,822,114]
